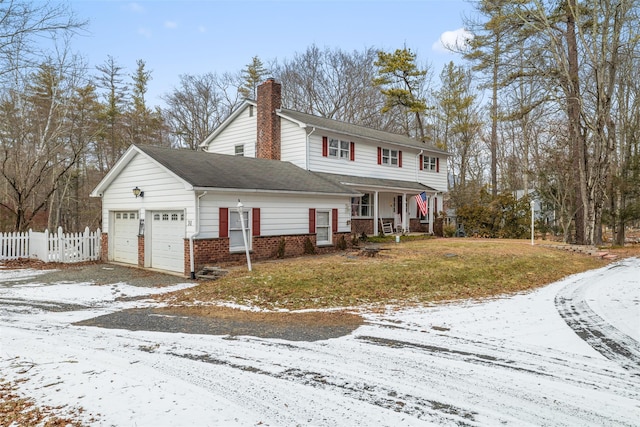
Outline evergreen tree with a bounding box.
[239,56,268,99]
[373,47,429,141]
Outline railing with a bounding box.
[0,227,101,263]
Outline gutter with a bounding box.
[189,191,207,279]
[306,126,316,170]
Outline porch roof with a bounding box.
[314,172,438,194]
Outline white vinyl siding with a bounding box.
[101,154,195,235]
[196,193,350,240]
[204,106,256,157]
[307,134,447,192]
[279,119,307,167]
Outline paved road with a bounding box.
[1,259,639,426]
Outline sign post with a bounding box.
[530,200,535,246]
[237,200,252,271]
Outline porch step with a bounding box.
[195,266,229,280]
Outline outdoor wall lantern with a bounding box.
[132,186,144,198]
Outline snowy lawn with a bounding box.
[1,258,639,426]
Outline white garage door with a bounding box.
[113,211,139,265]
[151,211,185,273]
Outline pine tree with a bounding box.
[239,56,268,99]
[372,48,429,141]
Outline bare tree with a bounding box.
[0,54,86,231]
[271,45,400,132]
[0,0,86,80]
[162,72,243,150]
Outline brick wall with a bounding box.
[256,79,281,160]
[351,219,373,236]
[101,232,108,260]
[410,219,429,233]
[137,235,145,267]
[187,232,352,273]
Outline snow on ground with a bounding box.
[1,259,639,426]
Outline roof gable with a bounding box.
[200,99,256,149]
[93,145,359,196]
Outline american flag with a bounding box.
[415,191,428,216]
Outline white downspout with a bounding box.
[306,127,316,170]
[189,191,207,279]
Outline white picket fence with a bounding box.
[0,227,101,263]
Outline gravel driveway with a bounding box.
[0,261,362,341]
[0,262,188,288]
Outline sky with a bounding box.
[1,258,639,425]
[66,0,475,107]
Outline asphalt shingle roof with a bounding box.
[314,172,437,193]
[137,145,359,195]
[279,109,448,155]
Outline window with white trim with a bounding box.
[382,148,398,166]
[423,156,438,171]
[351,193,372,217]
[234,144,244,156]
[329,138,350,159]
[229,210,251,251]
[316,211,331,244]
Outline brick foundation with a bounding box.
[185,232,352,275]
[410,219,430,233]
[101,233,108,260]
[137,235,145,267]
[351,218,374,236]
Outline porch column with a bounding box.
[373,191,379,235]
[402,193,408,233]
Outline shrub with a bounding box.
[303,237,316,254]
[443,224,456,237]
[276,237,286,258]
[336,235,347,250]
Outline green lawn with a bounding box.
[163,238,613,310]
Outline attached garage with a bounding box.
[113,211,139,265]
[150,210,185,273]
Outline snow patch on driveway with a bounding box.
[1,259,638,426]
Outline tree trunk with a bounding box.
[566,1,586,244]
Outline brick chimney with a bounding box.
[256,78,282,160]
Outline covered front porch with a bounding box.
[316,173,441,236]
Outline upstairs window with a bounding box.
[378,147,401,167]
[422,156,439,172]
[322,136,355,161]
[329,138,350,159]
[235,144,244,156]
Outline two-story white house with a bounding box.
[91,79,448,277]
[201,78,449,237]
